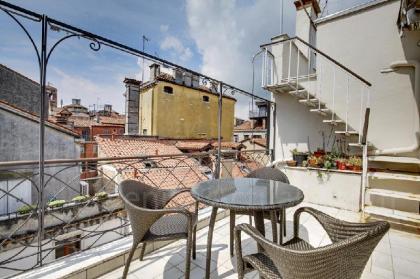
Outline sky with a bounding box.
[0,0,370,119]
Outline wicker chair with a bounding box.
[119,180,197,279]
[234,207,390,279]
[229,167,290,255]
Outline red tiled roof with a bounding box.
[234,120,265,131]
[96,136,209,207]
[211,141,245,150]
[99,116,125,125]
[175,141,212,151]
[251,138,267,147]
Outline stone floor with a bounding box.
[100,202,420,279]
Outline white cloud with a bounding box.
[51,68,126,113]
[185,0,295,119]
[160,35,193,62]
[160,24,169,33]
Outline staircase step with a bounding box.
[368,171,420,182]
[364,205,420,231]
[309,108,330,116]
[323,119,345,125]
[298,98,323,107]
[335,130,359,135]
[368,156,420,165]
[367,188,420,202]
[289,89,308,98]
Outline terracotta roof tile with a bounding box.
[96,136,209,208]
[211,141,245,150]
[175,141,212,151]
[234,120,265,131]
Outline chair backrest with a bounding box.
[246,167,290,184]
[119,180,165,244]
[263,220,390,279]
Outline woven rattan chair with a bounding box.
[234,207,390,279]
[119,180,197,279]
[229,167,290,255]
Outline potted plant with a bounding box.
[307,155,319,167]
[17,204,35,215]
[286,160,297,167]
[336,158,347,170]
[348,156,362,171]
[323,154,337,170]
[313,148,326,158]
[291,149,308,166]
[95,191,108,201]
[48,199,66,208]
[72,195,90,203]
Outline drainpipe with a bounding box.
[374,60,420,155]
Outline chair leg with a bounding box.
[122,243,137,279]
[192,225,197,260]
[139,242,146,261]
[184,229,193,279]
[230,210,235,256]
[248,215,252,226]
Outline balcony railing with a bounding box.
[249,110,268,118]
[0,149,271,278]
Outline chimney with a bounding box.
[149,63,161,81]
[192,74,199,88]
[183,71,192,87]
[123,78,141,135]
[294,0,320,46]
[174,68,183,84]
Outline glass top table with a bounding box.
[191,178,304,279]
[191,177,304,210]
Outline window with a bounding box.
[163,86,173,94]
[244,135,250,140]
[142,129,147,135]
[202,96,209,102]
[55,235,81,259]
[234,135,239,143]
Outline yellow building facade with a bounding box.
[139,80,236,140]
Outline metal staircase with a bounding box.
[261,36,420,231]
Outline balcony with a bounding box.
[248,110,267,119]
[13,201,419,279]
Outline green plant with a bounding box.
[291,148,308,155]
[48,200,66,208]
[348,156,362,167]
[17,204,35,215]
[72,195,89,203]
[95,191,108,200]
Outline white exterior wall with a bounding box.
[316,0,420,154]
[281,166,362,212]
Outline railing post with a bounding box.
[359,85,364,143]
[345,76,350,132]
[215,82,223,179]
[318,59,322,110]
[288,40,292,82]
[261,49,266,88]
[38,14,48,267]
[307,48,311,100]
[296,45,300,94]
[332,67,336,120]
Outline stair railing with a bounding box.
[261,36,372,144]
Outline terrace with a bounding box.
[1,1,419,279]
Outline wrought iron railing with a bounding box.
[0,149,271,277]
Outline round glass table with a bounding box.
[191,177,304,279]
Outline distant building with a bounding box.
[0,100,81,214]
[233,101,268,143]
[124,64,236,140]
[0,64,56,118]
